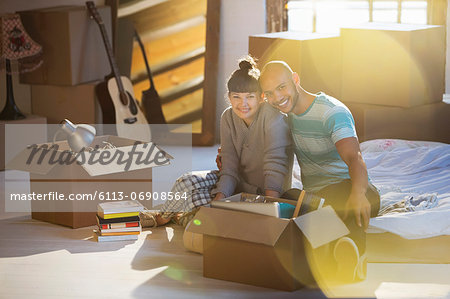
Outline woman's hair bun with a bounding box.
[238,55,257,72]
[238,59,252,71]
[227,55,261,93]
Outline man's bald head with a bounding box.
[259,61,300,114]
[260,61,294,82]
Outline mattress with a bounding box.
[362,139,450,240]
[292,139,450,262]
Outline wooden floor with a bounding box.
[1,213,449,299]
[0,214,326,299]
[1,146,449,298]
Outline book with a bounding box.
[96,215,140,224]
[97,200,144,217]
[99,222,139,230]
[96,215,139,229]
[93,230,139,242]
[100,231,140,236]
[99,211,140,219]
[99,226,142,233]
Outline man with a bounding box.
[259,61,380,282]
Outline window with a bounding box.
[287,0,429,34]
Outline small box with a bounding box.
[249,32,342,98]
[6,135,172,228]
[187,205,349,291]
[19,6,112,86]
[31,82,100,124]
[0,114,47,170]
[341,23,445,107]
[346,101,450,143]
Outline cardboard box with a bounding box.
[187,205,349,291]
[249,32,342,98]
[341,23,445,108]
[19,6,112,86]
[0,114,47,170]
[346,101,450,143]
[31,82,100,124]
[6,135,172,228]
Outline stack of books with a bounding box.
[94,201,145,242]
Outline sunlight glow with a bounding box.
[165,227,174,242]
[288,0,427,33]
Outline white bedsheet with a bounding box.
[362,139,450,239]
[291,139,450,239]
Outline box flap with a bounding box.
[6,136,173,176]
[6,144,58,175]
[293,206,349,249]
[186,207,289,246]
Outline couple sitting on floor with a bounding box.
[140,56,380,283]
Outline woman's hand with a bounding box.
[213,192,225,201]
[265,189,280,198]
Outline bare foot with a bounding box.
[156,214,172,226]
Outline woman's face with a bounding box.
[229,91,262,126]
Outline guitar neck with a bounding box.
[91,9,125,94]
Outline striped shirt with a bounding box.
[288,92,357,192]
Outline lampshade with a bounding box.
[0,13,43,73]
[55,119,96,153]
[0,14,43,121]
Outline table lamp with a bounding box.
[0,14,43,120]
[54,119,96,153]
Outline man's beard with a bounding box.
[287,88,300,114]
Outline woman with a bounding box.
[141,56,292,227]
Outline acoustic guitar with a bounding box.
[86,1,151,142]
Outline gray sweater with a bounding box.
[211,103,292,197]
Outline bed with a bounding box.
[292,139,450,263]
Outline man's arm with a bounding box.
[215,147,222,171]
[335,137,371,230]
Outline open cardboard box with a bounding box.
[186,203,349,291]
[6,135,172,228]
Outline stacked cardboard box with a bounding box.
[249,31,342,99]
[30,83,100,125]
[346,101,450,143]
[18,5,112,124]
[340,23,447,142]
[249,23,447,143]
[341,23,445,108]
